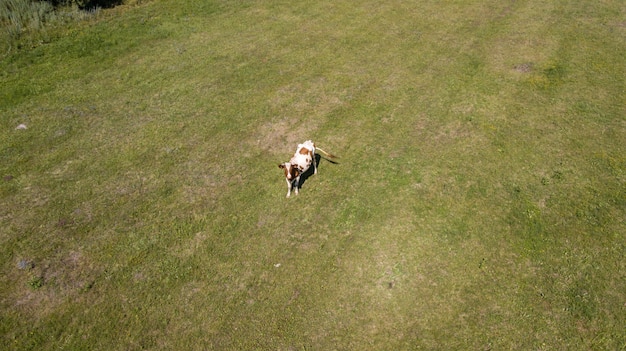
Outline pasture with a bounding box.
[1,0,624,349]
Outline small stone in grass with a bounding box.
[17,259,34,270]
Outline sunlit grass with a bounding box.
[1,0,624,349]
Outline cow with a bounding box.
[278,140,337,197]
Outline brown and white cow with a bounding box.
[278,140,336,197]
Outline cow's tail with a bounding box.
[315,147,338,159]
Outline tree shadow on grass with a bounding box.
[81,0,123,9]
[49,0,124,10]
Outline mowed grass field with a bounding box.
[1,0,624,349]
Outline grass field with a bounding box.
[1,0,625,349]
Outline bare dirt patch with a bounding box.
[256,77,348,155]
[514,62,534,73]
[252,117,319,155]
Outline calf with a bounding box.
[278,140,336,197]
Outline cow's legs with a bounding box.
[285,178,292,197]
[294,176,300,195]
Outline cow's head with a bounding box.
[278,162,300,180]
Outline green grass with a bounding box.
[1,0,625,349]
